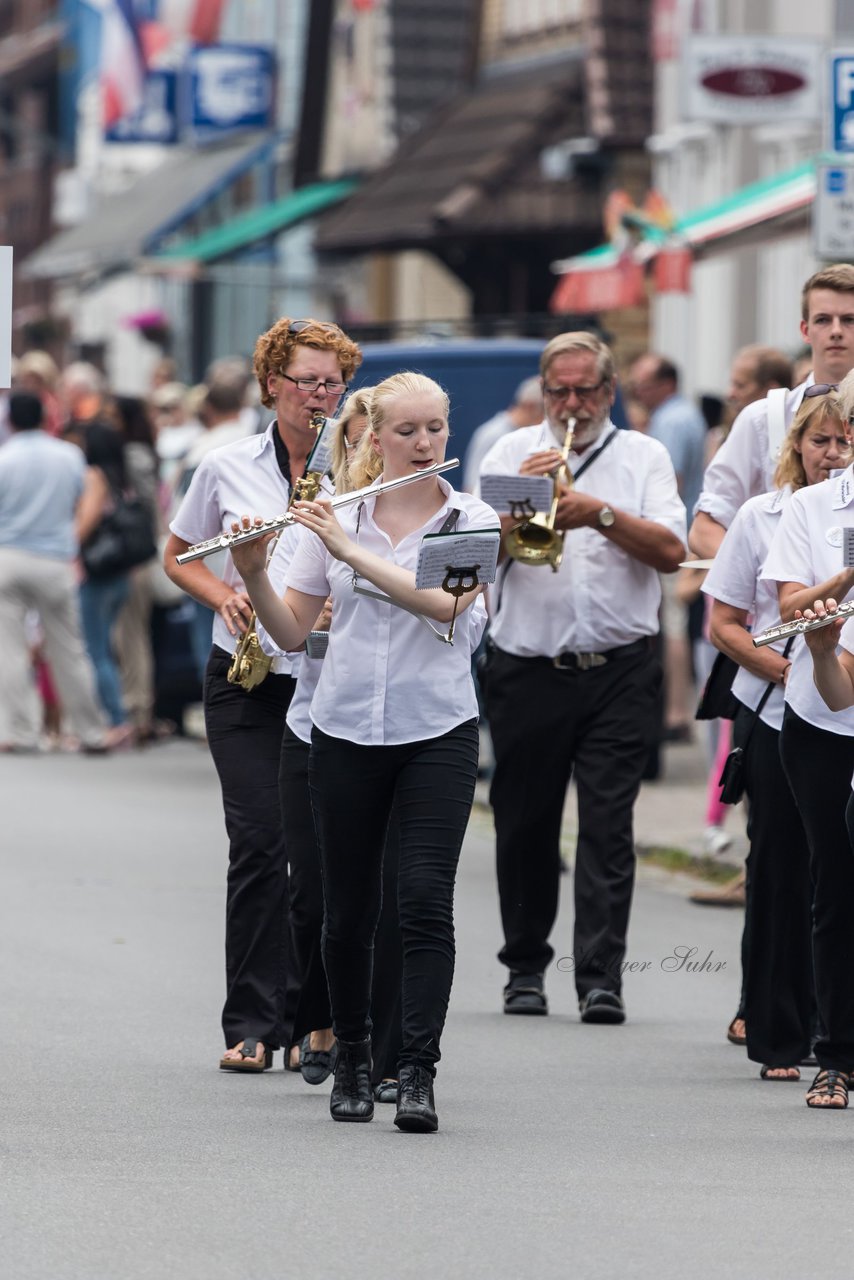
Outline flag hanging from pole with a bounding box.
[99,0,147,127]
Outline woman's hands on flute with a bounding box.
[228,519,277,580]
[800,598,846,654]
[290,498,354,562]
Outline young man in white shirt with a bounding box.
[480,332,686,1024]
[690,263,854,558]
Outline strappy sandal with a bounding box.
[219,1037,273,1073]
[726,1016,746,1045]
[805,1068,849,1108]
[760,1065,800,1082]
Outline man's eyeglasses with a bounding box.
[542,380,606,401]
[803,383,839,399]
[279,372,348,396]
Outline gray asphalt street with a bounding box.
[2,742,847,1280]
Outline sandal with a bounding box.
[300,1034,338,1086]
[219,1037,273,1073]
[284,1042,303,1073]
[805,1068,849,1109]
[726,1016,746,1046]
[760,1065,800,1082]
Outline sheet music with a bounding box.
[843,527,854,567]
[304,630,329,659]
[480,474,552,515]
[415,529,501,590]
[306,418,334,477]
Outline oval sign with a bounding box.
[701,66,805,98]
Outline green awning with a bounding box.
[155,178,359,264]
[552,160,816,274]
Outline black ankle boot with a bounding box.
[394,1064,438,1133]
[329,1038,374,1122]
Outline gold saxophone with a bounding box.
[504,416,576,572]
[227,410,327,691]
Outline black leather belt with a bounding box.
[549,638,650,671]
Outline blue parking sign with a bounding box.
[830,52,854,152]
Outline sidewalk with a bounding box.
[474,732,747,872]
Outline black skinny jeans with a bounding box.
[779,706,854,1072]
[733,705,813,1067]
[204,649,295,1049]
[308,718,479,1076]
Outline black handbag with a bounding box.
[81,491,157,579]
[717,637,794,805]
[696,651,740,721]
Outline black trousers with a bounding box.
[308,719,479,1075]
[278,725,405,1080]
[779,706,854,1071]
[204,650,295,1049]
[485,643,660,997]
[734,706,813,1066]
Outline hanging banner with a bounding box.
[550,259,646,314]
[653,245,693,293]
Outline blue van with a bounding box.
[351,339,626,482]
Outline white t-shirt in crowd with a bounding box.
[761,464,854,736]
[480,420,686,656]
[695,380,810,530]
[284,477,498,745]
[701,487,795,732]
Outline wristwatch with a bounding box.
[597,504,616,528]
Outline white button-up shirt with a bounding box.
[695,380,810,529]
[170,422,301,675]
[480,420,686,657]
[761,464,854,735]
[284,478,497,745]
[702,488,795,732]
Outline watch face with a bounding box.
[599,506,615,527]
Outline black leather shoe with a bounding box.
[503,971,548,1016]
[579,988,625,1024]
[394,1064,438,1133]
[329,1039,374,1122]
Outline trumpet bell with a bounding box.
[504,518,564,571]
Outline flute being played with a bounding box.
[752,599,854,647]
[176,458,459,563]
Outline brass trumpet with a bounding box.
[228,410,327,691]
[505,417,576,572]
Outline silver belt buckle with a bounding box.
[575,651,607,671]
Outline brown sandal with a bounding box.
[805,1068,849,1108]
[219,1037,273,1073]
[726,1016,746,1046]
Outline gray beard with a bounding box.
[549,416,607,452]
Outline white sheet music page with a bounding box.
[306,418,334,477]
[843,527,854,568]
[415,529,501,590]
[480,474,552,514]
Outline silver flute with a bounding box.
[752,600,854,647]
[176,458,460,564]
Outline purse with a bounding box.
[717,637,794,805]
[81,490,157,580]
[695,651,740,721]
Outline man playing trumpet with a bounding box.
[479,331,686,1023]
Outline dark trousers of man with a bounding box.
[308,719,478,1075]
[485,643,660,998]
[779,706,854,1072]
[204,650,295,1050]
[735,706,812,1066]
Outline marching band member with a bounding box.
[231,372,497,1133]
[761,381,854,1108]
[701,390,849,1083]
[163,318,361,1073]
[479,331,686,1024]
